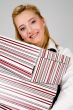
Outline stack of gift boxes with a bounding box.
[0,35,70,110]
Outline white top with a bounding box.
[48,39,73,110]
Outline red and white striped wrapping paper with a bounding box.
[32,49,70,85]
[0,35,42,81]
[0,71,57,110]
[0,35,70,110]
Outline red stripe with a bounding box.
[0,84,52,105]
[0,46,35,63]
[0,95,41,110]
[46,60,56,83]
[0,36,40,53]
[1,54,33,70]
[33,57,43,82]
[0,59,32,78]
[0,73,56,95]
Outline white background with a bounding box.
[0,0,73,52]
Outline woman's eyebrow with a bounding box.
[18,24,25,28]
[28,17,36,22]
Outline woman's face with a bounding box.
[14,10,46,48]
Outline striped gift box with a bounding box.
[0,35,70,110]
[0,71,57,110]
[32,49,70,85]
[0,35,42,81]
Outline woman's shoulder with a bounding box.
[48,38,73,58]
[58,45,73,58]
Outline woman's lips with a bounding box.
[29,32,39,39]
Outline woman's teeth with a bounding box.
[30,32,39,38]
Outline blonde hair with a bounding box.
[12,4,57,48]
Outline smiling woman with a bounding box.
[14,10,46,48]
[12,4,50,49]
[11,4,73,110]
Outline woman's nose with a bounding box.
[27,26,32,34]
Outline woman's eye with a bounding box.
[31,20,36,24]
[20,27,26,31]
